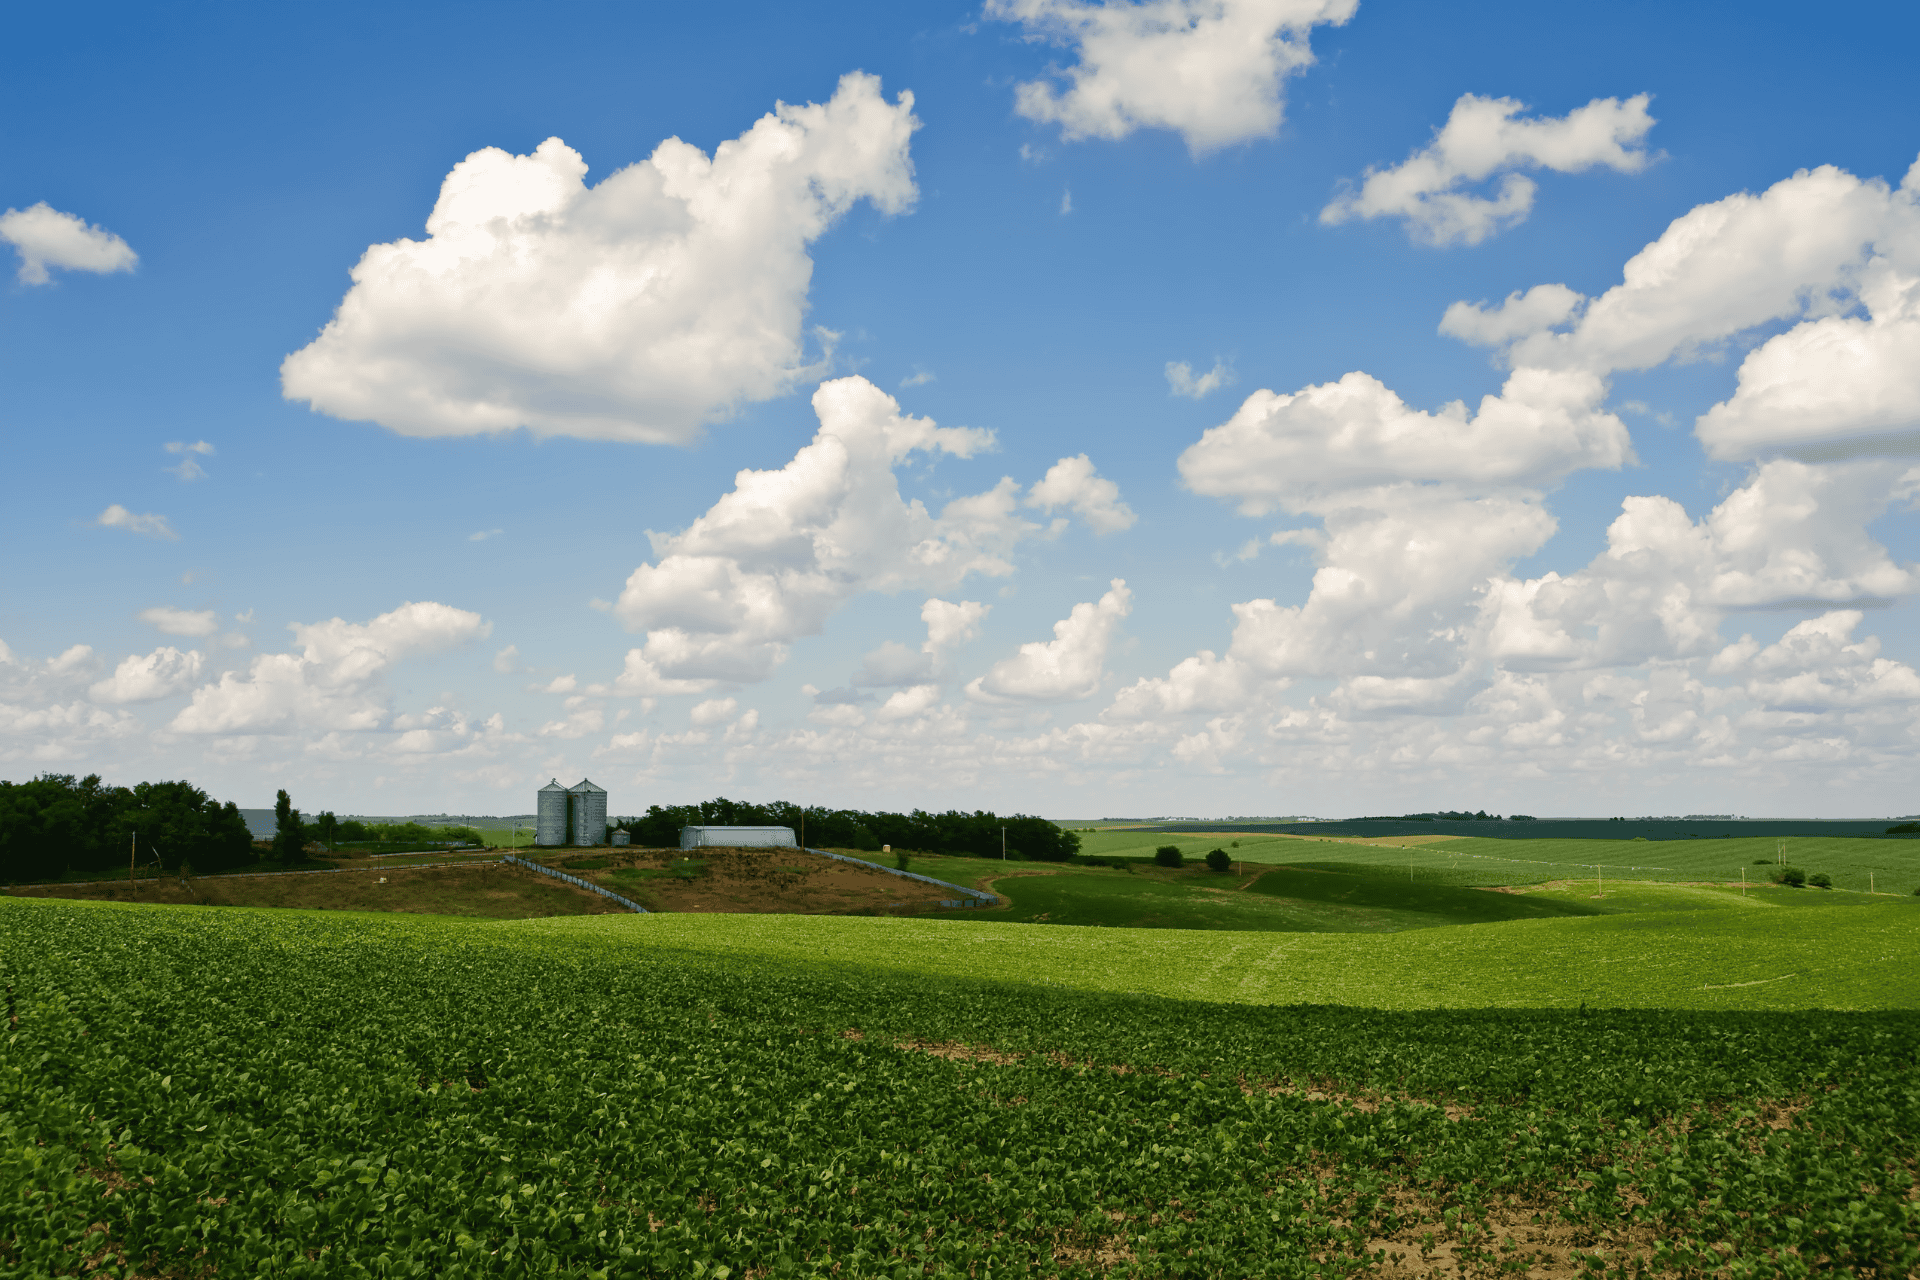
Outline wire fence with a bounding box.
[502,854,649,913]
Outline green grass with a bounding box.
[986,871,1333,931]
[511,893,1920,1011]
[1241,865,1601,928]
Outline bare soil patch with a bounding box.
[5,862,617,919]
[571,846,963,915]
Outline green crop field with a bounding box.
[1237,835,1920,895]
[5,897,1918,1277]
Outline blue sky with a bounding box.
[5,0,1918,818]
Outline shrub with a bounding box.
[1809,873,1832,889]
[1770,865,1807,888]
[1631,836,1648,842]
[1205,848,1231,872]
[1154,846,1183,868]
[894,850,911,871]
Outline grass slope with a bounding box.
[517,894,1920,1011]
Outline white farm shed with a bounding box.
[680,825,797,849]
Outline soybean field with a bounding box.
[4,898,1919,1277]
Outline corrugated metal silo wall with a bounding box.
[569,784,607,846]
[535,785,568,846]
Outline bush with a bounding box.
[1205,848,1231,873]
[1631,836,1648,842]
[1770,865,1807,888]
[1154,846,1183,868]
[1809,873,1832,889]
[894,850,910,872]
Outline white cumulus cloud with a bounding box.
[0,202,138,284]
[1026,453,1137,533]
[170,601,490,734]
[90,647,205,704]
[138,606,219,637]
[282,72,918,444]
[1177,366,1632,513]
[612,376,1049,684]
[1322,93,1656,245]
[987,0,1356,154]
[967,579,1131,702]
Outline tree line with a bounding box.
[0,773,255,882]
[618,798,1080,861]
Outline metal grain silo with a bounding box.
[536,780,568,846]
[569,778,608,846]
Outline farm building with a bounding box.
[680,825,796,849]
[535,778,609,847]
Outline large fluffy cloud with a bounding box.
[967,579,1131,702]
[1026,453,1137,533]
[987,0,1356,154]
[0,202,137,285]
[1487,460,1920,673]
[611,376,1128,685]
[1322,94,1656,245]
[171,602,490,734]
[1177,366,1631,511]
[0,642,134,764]
[282,72,918,444]
[91,648,205,705]
[1133,152,1920,744]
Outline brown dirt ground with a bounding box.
[4,861,620,919]
[560,846,966,915]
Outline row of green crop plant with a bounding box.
[0,773,255,881]
[4,898,1916,1276]
[614,796,1080,861]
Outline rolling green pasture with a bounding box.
[522,894,1920,1011]
[978,863,1600,933]
[4,897,1917,1276]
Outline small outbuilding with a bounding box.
[680,825,797,850]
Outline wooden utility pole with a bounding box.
[130,831,136,888]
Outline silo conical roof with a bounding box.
[539,778,568,792]
[569,777,607,794]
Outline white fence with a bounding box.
[502,854,648,913]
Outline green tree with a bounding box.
[1154,845,1183,868]
[1204,848,1231,872]
[273,789,303,865]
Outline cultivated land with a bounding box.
[5,857,617,918]
[6,832,1918,1274]
[4,898,1917,1276]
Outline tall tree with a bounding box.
[273,789,303,865]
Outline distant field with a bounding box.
[1291,834,1920,894]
